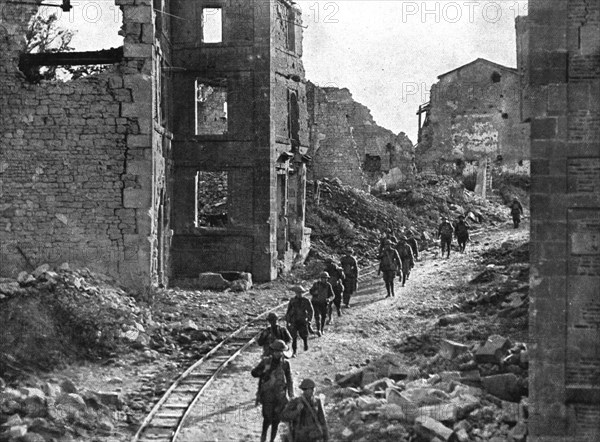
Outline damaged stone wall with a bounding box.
[169,0,310,281]
[0,1,171,288]
[529,1,600,440]
[417,58,530,178]
[307,83,415,191]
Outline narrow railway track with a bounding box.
[132,265,379,442]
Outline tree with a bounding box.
[24,12,107,82]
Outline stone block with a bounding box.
[123,188,151,209]
[127,160,152,176]
[123,43,152,59]
[335,368,364,388]
[380,403,406,421]
[508,421,527,441]
[414,416,454,441]
[475,335,512,364]
[95,391,124,409]
[418,404,458,423]
[439,339,470,360]
[56,393,87,412]
[482,373,521,402]
[197,273,231,291]
[123,5,152,23]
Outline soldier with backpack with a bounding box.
[324,260,345,324]
[257,312,293,356]
[437,217,455,258]
[251,340,294,442]
[509,197,524,228]
[395,236,415,287]
[377,239,402,298]
[340,248,359,308]
[309,272,335,336]
[454,215,471,253]
[281,378,328,442]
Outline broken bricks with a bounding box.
[475,334,512,364]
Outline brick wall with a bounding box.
[529,0,600,440]
[0,1,171,288]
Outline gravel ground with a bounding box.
[176,221,530,442]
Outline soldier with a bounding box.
[340,248,359,308]
[509,197,524,228]
[309,272,335,336]
[377,239,402,298]
[251,340,294,442]
[395,236,415,287]
[285,286,314,357]
[454,215,471,253]
[406,232,420,261]
[324,260,345,324]
[437,216,455,258]
[281,378,328,442]
[257,312,292,356]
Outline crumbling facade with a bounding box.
[417,58,530,178]
[163,0,310,281]
[1,0,310,286]
[0,0,172,288]
[528,1,600,440]
[307,83,415,191]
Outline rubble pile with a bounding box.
[331,335,529,442]
[0,378,123,441]
[305,176,512,263]
[0,264,147,372]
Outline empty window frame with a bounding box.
[202,7,223,43]
[195,79,228,135]
[196,171,228,227]
[288,90,300,142]
[277,2,295,52]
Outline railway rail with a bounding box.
[132,264,380,442]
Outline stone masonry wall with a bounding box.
[0,2,169,288]
[529,0,600,440]
[418,59,530,176]
[307,83,415,190]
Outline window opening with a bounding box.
[195,79,228,135]
[202,7,223,43]
[196,171,228,227]
[491,71,501,83]
[287,7,296,52]
[288,90,300,144]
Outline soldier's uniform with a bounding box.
[437,217,454,258]
[285,287,314,356]
[395,237,415,287]
[281,378,328,442]
[251,340,294,442]
[455,216,470,253]
[257,313,292,356]
[309,273,334,336]
[340,249,359,308]
[378,240,402,298]
[324,262,345,322]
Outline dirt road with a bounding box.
[177,221,529,442]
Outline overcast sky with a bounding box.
[46,0,528,142]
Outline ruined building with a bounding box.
[416,58,531,180]
[0,0,310,287]
[528,1,600,440]
[307,83,415,191]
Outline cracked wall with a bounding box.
[417,59,530,177]
[0,1,171,288]
[307,83,415,191]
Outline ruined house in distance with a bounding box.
[416,58,531,191]
[306,83,415,192]
[0,0,310,287]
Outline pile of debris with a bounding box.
[331,333,529,442]
[305,176,512,264]
[0,378,123,441]
[0,264,148,373]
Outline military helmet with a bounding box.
[270,339,288,351]
[267,312,277,321]
[319,271,330,279]
[383,239,392,245]
[290,285,307,294]
[299,378,316,390]
[346,247,354,254]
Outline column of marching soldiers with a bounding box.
[248,214,479,442]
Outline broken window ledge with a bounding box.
[175,227,255,237]
[275,47,298,58]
